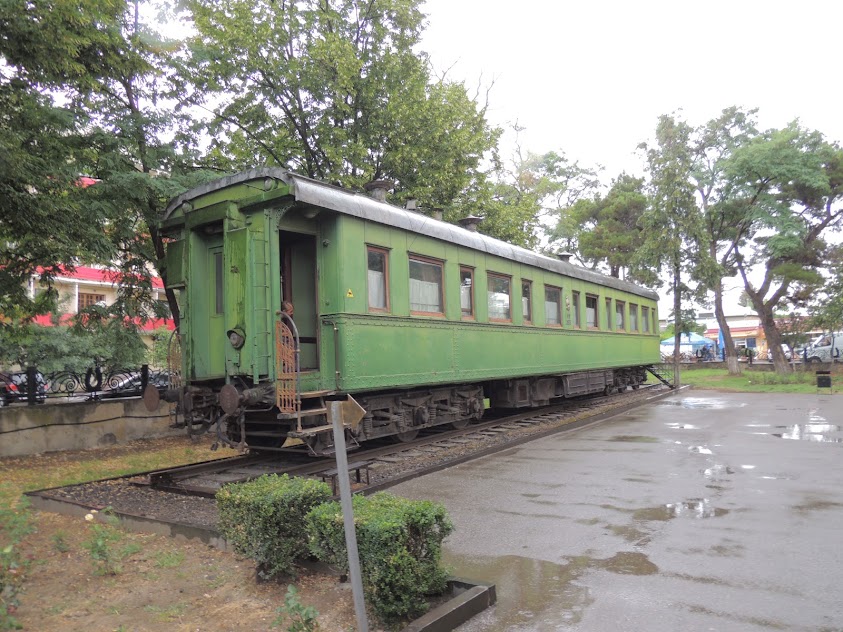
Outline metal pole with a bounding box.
[329,400,369,632]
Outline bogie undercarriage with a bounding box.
[162,366,648,456]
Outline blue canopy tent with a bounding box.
[660,332,715,356]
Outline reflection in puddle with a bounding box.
[770,423,843,443]
[689,445,713,454]
[608,435,660,443]
[659,397,745,410]
[633,499,729,521]
[666,423,700,429]
[444,552,658,631]
[703,464,734,479]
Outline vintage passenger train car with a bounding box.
[154,168,661,454]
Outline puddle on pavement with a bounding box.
[659,397,744,410]
[703,464,734,479]
[769,424,843,443]
[444,551,657,630]
[633,499,729,521]
[666,423,700,430]
[606,524,651,545]
[794,500,843,512]
[688,445,714,454]
[746,410,843,443]
[607,435,660,443]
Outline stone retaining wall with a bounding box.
[0,398,179,458]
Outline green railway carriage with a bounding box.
[157,168,661,454]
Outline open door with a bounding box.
[280,230,319,370]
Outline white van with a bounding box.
[805,333,843,363]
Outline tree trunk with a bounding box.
[753,301,789,374]
[713,279,740,375]
[673,259,682,388]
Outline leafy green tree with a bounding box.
[726,123,843,373]
[0,0,216,332]
[0,324,146,374]
[811,246,843,334]
[0,79,111,320]
[685,107,760,375]
[638,115,702,387]
[179,0,499,211]
[564,173,648,280]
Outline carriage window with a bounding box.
[605,298,612,330]
[367,247,389,311]
[409,256,444,314]
[586,294,598,328]
[460,267,474,318]
[487,273,511,321]
[214,251,224,314]
[571,291,581,328]
[545,286,561,326]
[630,303,638,331]
[616,300,625,330]
[642,306,650,332]
[522,280,532,324]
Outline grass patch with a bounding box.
[154,550,185,569]
[680,367,833,393]
[144,602,188,622]
[0,437,227,510]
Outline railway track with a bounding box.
[140,383,667,498]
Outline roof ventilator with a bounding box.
[458,215,484,232]
[363,179,393,202]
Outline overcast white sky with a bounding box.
[420,0,842,177]
[418,0,843,318]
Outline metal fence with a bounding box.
[0,365,171,407]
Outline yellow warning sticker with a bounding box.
[346,289,354,298]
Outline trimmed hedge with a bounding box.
[307,492,454,624]
[216,474,332,578]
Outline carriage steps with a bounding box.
[646,364,675,389]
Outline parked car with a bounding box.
[766,344,793,361]
[101,372,170,399]
[804,333,843,363]
[0,371,47,405]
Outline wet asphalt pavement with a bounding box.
[390,391,843,631]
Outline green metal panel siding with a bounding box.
[328,314,661,392]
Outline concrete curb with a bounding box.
[402,578,496,632]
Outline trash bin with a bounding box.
[816,370,832,391]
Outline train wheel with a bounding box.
[450,419,470,429]
[394,429,419,443]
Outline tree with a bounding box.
[564,173,648,280]
[726,123,843,373]
[0,323,146,374]
[811,245,843,334]
[686,107,760,376]
[638,115,702,387]
[179,0,499,212]
[442,140,601,249]
[0,73,111,320]
[0,0,216,333]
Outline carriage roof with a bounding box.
[164,168,659,301]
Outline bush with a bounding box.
[307,492,453,625]
[216,474,332,579]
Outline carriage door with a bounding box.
[206,242,226,376]
[280,230,318,370]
